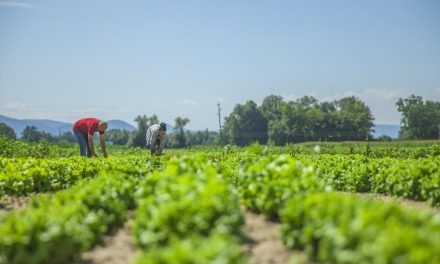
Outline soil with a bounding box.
[72,214,137,264]
[0,195,31,216]
[241,210,313,264]
[354,192,440,213]
[71,209,313,264]
[2,192,437,264]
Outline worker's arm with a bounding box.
[99,133,108,158]
[158,136,166,155]
[87,134,97,157]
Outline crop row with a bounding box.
[0,166,142,264]
[0,155,248,264]
[232,151,440,264]
[281,192,440,264]
[132,155,246,263]
[212,145,440,207]
[308,155,440,206]
[0,156,164,197]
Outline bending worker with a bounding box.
[72,117,108,157]
[146,122,167,156]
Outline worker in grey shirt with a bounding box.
[146,122,167,155]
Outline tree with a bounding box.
[185,129,218,146]
[223,101,268,146]
[129,115,149,147]
[267,119,290,145]
[147,115,159,128]
[332,96,374,140]
[0,123,16,140]
[56,132,76,143]
[21,126,41,142]
[396,95,440,139]
[174,117,189,148]
[260,95,284,121]
[21,126,54,142]
[106,129,130,145]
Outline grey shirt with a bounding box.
[146,124,166,149]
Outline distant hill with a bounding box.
[373,124,400,139]
[0,115,135,137]
[107,120,136,132]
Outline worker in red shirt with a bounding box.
[72,118,108,157]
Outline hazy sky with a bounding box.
[1,0,439,130]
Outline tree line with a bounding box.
[222,95,375,146]
[0,115,218,148]
[1,94,439,147]
[221,94,440,146]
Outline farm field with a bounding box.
[0,137,440,264]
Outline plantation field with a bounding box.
[0,136,439,264]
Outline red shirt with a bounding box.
[72,118,104,135]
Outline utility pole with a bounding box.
[217,103,223,146]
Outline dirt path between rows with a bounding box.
[0,195,32,216]
[72,214,137,264]
[2,192,437,264]
[71,209,312,264]
[241,210,313,264]
[354,192,440,213]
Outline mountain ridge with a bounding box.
[0,115,136,137]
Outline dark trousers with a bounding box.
[149,139,161,155]
[73,130,92,157]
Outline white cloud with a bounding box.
[217,97,226,103]
[363,89,405,101]
[0,1,39,8]
[319,89,406,102]
[77,108,104,115]
[3,102,30,111]
[281,93,299,102]
[182,100,198,106]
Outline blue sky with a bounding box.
[1,0,439,130]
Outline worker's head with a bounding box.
[98,121,108,133]
[159,122,167,137]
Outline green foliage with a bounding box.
[223,100,268,146]
[314,155,440,206]
[0,123,16,140]
[129,115,160,147]
[0,155,163,197]
[260,94,283,121]
[0,172,138,264]
[280,192,440,264]
[1,140,439,264]
[235,150,324,218]
[132,155,243,248]
[397,95,440,139]
[260,95,375,145]
[106,129,131,145]
[173,116,190,148]
[0,136,76,158]
[134,234,246,264]
[184,129,218,147]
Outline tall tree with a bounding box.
[147,115,159,127]
[260,95,284,121]
[333,96,374,140]
[0,122,16,140]
[223,100,268,146]
[129,115,149,147]
[55,132,76,143]
[21,126,41,142]
[174,117,190,148]
[21,126,53,142]
[107,129,131,145]
[396,95,440,139]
